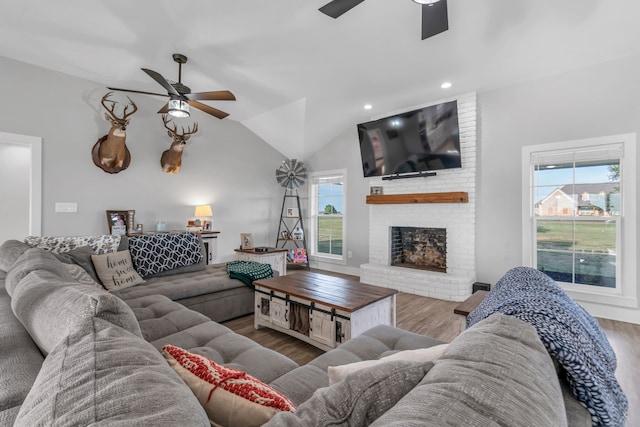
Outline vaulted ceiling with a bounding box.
[2,0,639,158]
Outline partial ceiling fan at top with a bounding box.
[319,0,448,40]
[108,53,236,120]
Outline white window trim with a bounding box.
[521,133,637,308]
[308,169,347,265]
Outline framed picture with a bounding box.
[370,186,383,195]
[106,210,132,235]
[286,207,299,217]
[240,233,254,250]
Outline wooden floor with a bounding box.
[222,270,640,425]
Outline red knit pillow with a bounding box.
[162,345,295,427]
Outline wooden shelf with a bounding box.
[366,192,468,204]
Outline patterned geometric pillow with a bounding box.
[128,233,203,277]
[24,235,121,255]
[162,345,295,427]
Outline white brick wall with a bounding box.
[361,92,477,302]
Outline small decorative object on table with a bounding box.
[370,186,383,195]
[240,233,254,250]
[106,210,133,235]
[286,207,299,217]
[280,230,289,240]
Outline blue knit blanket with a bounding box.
[467,267,627,427]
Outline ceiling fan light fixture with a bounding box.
[168,99,190,118]
[412,0,440,4]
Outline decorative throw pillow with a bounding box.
[128,233,203,277]
[24,235,121,254]
[328,343,449,385]
[162,345,295,427]
[264,360,434,427]
[91,250,144,291]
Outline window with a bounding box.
[522,134,637,307]
[309,170,346,262]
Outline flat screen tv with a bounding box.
[357,100,461,178]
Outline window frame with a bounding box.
[522,134,637,308]
[308,169,347,264]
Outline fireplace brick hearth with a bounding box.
[360,92,477,302]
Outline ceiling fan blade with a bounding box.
[141,68,180,96]
[157,103,169,114]
[187,100,229,119]
[421,0,448,40]
[107,87,169,97]
[186,90,236,101]
[319,0,365,18]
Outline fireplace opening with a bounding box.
[390,227,446,272]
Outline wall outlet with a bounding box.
[347,251,353,258]
[55,202,77,213]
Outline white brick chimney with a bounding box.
[360,92,477,302]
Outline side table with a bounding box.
[453,290,488,331]
[234,248,289,276]
[199,231,220,265]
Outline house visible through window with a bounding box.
[309,170,346,262]
[523,135,638,304]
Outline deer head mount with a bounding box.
[91,92,138,174]
[160,114,199,174]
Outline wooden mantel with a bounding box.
[366,192,468,204]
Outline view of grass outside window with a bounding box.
[533,159,620,288]
[312,173,345,258]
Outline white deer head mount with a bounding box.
[160,114,199,174]
[91,92,137,174]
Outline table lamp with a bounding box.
[194,205,213,230]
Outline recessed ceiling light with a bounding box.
[441,82,452,89]
[412,0,441,5]
[364,104,373,110]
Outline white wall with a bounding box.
[0,143,30,242]
[477,54,640,323]
[310,54,640,323]
[0,56,286,260]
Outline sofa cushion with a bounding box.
[53,245,101,284]
[269,324,444,406]
[0,283,44,417]
[62,264,103,288]
[327,343,448,385]
[265,359,433,427]
[124,294,211,342]
[370,314,568,427]
[24,234,121,254]
[11,270,142,354]
[0,240,30,272]
[5,248,75,297]
[149,321,299,385]
[114,263,246,301]
[162,344,296,427]
[13,317,209,426]
[91,250,145,291]
[128,232,204,277]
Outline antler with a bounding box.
[162,114,198,138]
[101,92,137,122]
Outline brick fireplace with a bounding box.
[360,93,477,302]
[390,227,446,272]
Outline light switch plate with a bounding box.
[55,202,77,213]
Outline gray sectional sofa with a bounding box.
[0,238,599,426]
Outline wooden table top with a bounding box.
[234,247,288,254]
[253,271,397,313]
[453,290,488,316]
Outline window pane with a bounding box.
[537,220,574,251]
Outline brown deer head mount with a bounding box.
[160,114,199,174]
[91,92,138,174]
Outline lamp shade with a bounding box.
[168,99,190,118]
[194,205,213,217]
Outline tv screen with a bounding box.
[357,100,461,178]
